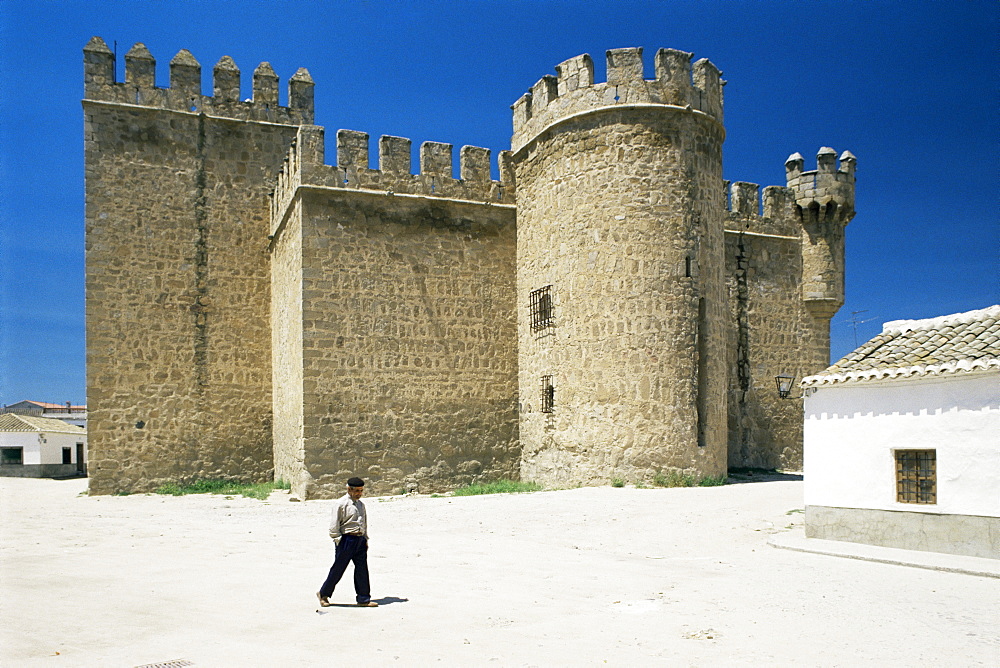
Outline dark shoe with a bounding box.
[357,601,378,607]
[317,592,331,607]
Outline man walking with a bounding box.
[317,477,378,607]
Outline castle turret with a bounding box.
[513,48,728,487]
[787,148,856,321]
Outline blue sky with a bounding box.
[0,0,997,406]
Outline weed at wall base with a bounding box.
[452,480,542,496]
[653,469,696,488]
[649,470,727,488]
[698,474,728,487]
[153,479,290,500]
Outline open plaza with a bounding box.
[2,476,997,666]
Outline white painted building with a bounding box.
[0,414,88,478]
[802,305,1000,559]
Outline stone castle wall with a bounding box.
[84,38,310,492]
[83,38,854,494]
[722,148,855,471]
[513,48,729,487]
[271,194,305,489]
[724,183,812,470]
[271,126,519,498]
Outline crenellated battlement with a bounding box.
[511,47,724,154]
[83,36,858,493]
[83,36,314,125]
[271,125,515,235]
[785,147,856,226]
[785,148,857,317]
[724,181,799,238]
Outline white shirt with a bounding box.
[329,493,367,544]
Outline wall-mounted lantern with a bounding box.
[775,373,796,399]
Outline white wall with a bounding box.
[0,432,42,465]
[804,371,1000,518]
[0,431,86,466]
[40,432,87,465]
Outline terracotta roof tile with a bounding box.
[802,305,1000,387]
[0,413,87,433]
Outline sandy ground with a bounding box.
[1,476,997,667]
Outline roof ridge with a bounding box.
[882,304,1000,336]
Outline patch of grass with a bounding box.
[452,479,542,496]
[154,478,289,500]
[611,478,625,488]
[698,474,728,487]
[652,469,697,488]
[650,470,728,488]
[786,508,804,515]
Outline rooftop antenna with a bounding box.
[844,309,876,348]
[113,40,117,81]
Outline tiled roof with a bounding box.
[802,305,1000,387]
[0,413,87,434]
[9,400,87,410]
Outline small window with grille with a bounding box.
[530,285,553,332]
[541,375,555,414]
[895,449,936,504]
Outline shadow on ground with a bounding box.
[315,596,409,612]
[726,469,803,484]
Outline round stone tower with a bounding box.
[511,47,728,487]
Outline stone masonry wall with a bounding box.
[271,126,519,498]
[724,182,809,470]
[271,199,305,487]
[84,38,310,493]
[514,49,729,488]
[723,155,854,471]
[84,36,853,492]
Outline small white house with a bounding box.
[0,414,88,478]
[802,305,999,559]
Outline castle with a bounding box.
[83,38,855,498]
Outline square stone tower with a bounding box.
[83,38,313,492]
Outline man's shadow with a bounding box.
[316,596,409,612]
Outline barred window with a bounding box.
[530,285,553,332]
[541,375,555,414]
[895,449,936,504]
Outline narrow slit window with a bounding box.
[895,449,936,504]
[530,285,554,332]
[541,375,555,414]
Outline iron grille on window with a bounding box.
[541,375,555,414]
[895,449,936,504]
[530,285,554,332]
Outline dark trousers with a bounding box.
[319,535,371,603]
